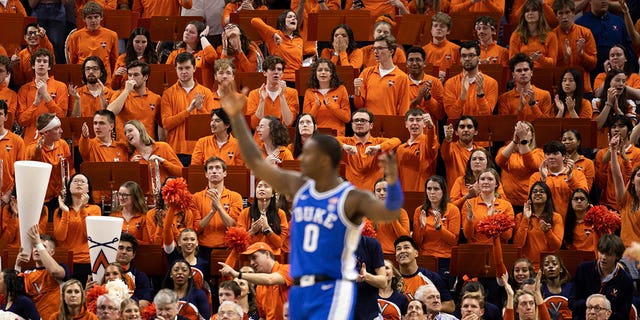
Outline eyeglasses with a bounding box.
[118,193,131,199]
[372,46,389,51]
[352,118,371,123]
[461,53,478,60]
[97,305,119,312]
[586,305,608,312]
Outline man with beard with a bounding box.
[441,115,481,191]
[396,108,438,192]
[191,108,244,166]
[69,56,115,118]
[406,47,445,124]
[474,16,508,66]
[337,109,401,190]
[443,41,499,119]
[17,48,68,145]
[108,60,161,140]
[354,34,410,116]
[498,53,553,122]
[10,23,55,87]
[552,0,597,94]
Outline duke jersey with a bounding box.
[290,180,362,280]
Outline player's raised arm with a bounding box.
[219,79,304,195]
[346,152,403,223]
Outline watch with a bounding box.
[476,92,485,98]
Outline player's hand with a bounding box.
[379,151,398,185]
[219,79,249,117]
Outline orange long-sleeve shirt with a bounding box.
[53,205,102,264]
[131,142,183,183]
[76,85,115,117]
[17,77,68,145]
[479,42,510,66]
[26,140,75,202]
[236,207,289,255]
[132,0,192,18]
[302,86,351,136]
[497,86,553,121]
[320,48,364,69]
[617,193,640,247]
[251,18,302,82]
[24,267,63,317]
[595,146,640,210]
[161,81,216,154]
[558,98,593,120]
[422,40,460,74]
[111,54,155,90]
[147,207,196,245]
[0,0,26,15]
[221,3,268,26]
[495,147,545,206]
[397,127,439,192]
[412,203,460,258]
[192,187,243,248]
[67,27,119,84]
[443,72,499,118]
[361,45,406,69]
[290,0,341,56]
[553,24,597,93]
[336,135,401,190]
[461,197,515,244]
[112,87,160,141]
[509,32,559,67]
[78,136,129,162]
[191,135,244,167]
[0,205,47,249]
[371,209,410,254]
[217,42,262,73]
[245,86,299,128]
[508,0,556,26]
[166,46,219,89]
[0,131,25,195]
[513,212,564,268]
[408,73,445,121]
[450,177,508,209]
[528,169,588,220]
[0,85,17,127]
[11,36,54,87]
[449,0,504,14]
[440,140,480,192]
[354,66,411,116]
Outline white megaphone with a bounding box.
[86,216,123,284]
[15,161,52,257]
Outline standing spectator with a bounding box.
[474,16,509,66]
[29,0,65,64]
[562,188,595,252]
[132,0,192,18]
[611,131,640,246]
[0,0,26,14]
[360,16,407,68]
[345,0,408,18]
[540,254,572,298]
[218,24,262,73]
[397,109,439,193]
[161,260,211,320]
[378,259,409,320]
[66,2,118,85]
[288,114,318,159]
[69,57,115,117]
[256,116,293,164]
[222,0,267,27]
[561,129,595,189]
[371,178,410,254]
[422,12,460,82]
[553,69,592,119]
[291,0,340,56]
[405,47,445,124]
[111,28,158,91]
[440,116,482,191]
[10,23,54,87]
[509,0,559,67]
[0,100,24,204]
[111,181,151,244]
[498,54,553,121]
[191,109,244,166]
[450,148,507,210]
[165,21,218,89]
[0,56,17,128]
[302,58,350,136]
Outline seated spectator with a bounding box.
[474,16,509,66]
[378,259,409,319]
[95,293,121,320]
[354,234,387,320]
[161,261,210,320]
[584,294,613,320]
[509,0,559,67]
[10,23,54,87]
[405,299,428,320]
[459,292,487,320]
[541,254,573,298]
[112,28,159,91]
[529,140,588,219]
[397,109,439,192]
[116,233,153,307]
[320,24,363,69]
[78,110,128,164]
[496,121,544,210]
[509,0,557,36]
[552,0,597,94]
[218,23,262,72]
[405,47,445,123]
[120,299,140,320]
[245,55,299,128]
[451,148,507,209]
[562,188,595,252]
[422,12,460,82]
[354,35,410,116]
[69,57,115,118]
[441,116,482,191]
[163,224,209,296]
[289,113,318,159]
[415,285,457,320]
[256,116,293,164]
[593,46,640,97]
[561,129,595,189]
[454,282,501,320]
[371,178,410,254]
[361,16,407,68]
[217,301,244,320]
[147,178,196,245]
[125,120,183,183]
[165,20,218,88]
[462,169,515,244]
[66,2,118,85]
[0,269,40,319]
[511,258,535,292]
[302,59,350,136]
[0,188,48,250]
[86,262,134,292]
[111,181,151,244]
[444,41,499,119]
[51,279,97,320]
[553,68,592,119]
[498,53,553,121]
[212,281,241,319]
[251,11,302,83]
[192,108,244,166]
[513,182,564,269]
[233,272,260,320]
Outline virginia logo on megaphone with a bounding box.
[92,250,110,274]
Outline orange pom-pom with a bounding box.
[375,15,397,27]
[477,214,515,238]
[584,205,621,235]
[361,219,377,238]
[86,284,109,314]
[224,227,252,252]
[141,303,156,320]
[161,177,193,211]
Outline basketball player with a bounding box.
[218,80,404,320]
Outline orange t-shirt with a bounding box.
[66,27,119,84]
[302,86,351,136]
[78,136,129,163]
[361,45,406,69]
[497,86,554,121]
[192,187,243,248]
[236,207,289,255]
[408,73,445,121]
[132,0,192,18]
[131,142,183,183]
[255,262,292,320]
[54,205,102,264]
[0,131,25,195]
[529,169,588,220]
[17,77,69,145]
[354,66,411,116]
[371,209,410,254]
[24,267,64,316]
[513,212,564,268]
[320,48,364,69]
[422,40,460,74]
[25,140,75,202]
[495,147,545,206]
[166,46,219,89]
[74,85,115,117]
[191,135,244,167]
[479,42,510,66]
[161,81,216,154]
[461,197,515,244]
[397,128,439,192]
[251,18,302,82]
[440,141,480,192]
[443,72,499,118]
[11,36,54,87]
[336,135,401,190]
[412,203,460,258]
[509,32,559,67]
[111,87,161,141]
[553,24,597,93]
[245,86,299,128]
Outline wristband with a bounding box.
[384,180,404,211]
[36,243,45,251]
[238,271,243,279]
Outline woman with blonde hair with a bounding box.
[110,181,151,244]
[125,120,182,184]
[378,259,409,320]
[52,279,98,320]
[509,0,558,67]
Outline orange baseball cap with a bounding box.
[242,242,274,255]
